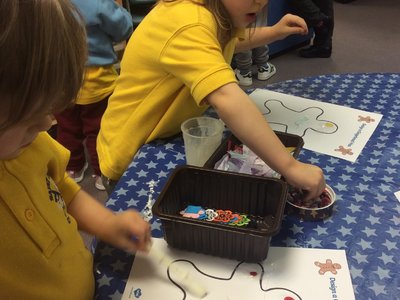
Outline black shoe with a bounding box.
[299,46,332,58]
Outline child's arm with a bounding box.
[67,189,151,252]
[99,0,133,43]
[205,83,326,201]
[236,14,308,53]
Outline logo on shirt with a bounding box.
[46,176,71,224]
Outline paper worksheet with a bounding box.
[122,238,355,300]
[249,89,382,162]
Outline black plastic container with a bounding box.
[152,166,288,262]
[204,131,304,171]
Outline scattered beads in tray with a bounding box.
[179,205,273,230]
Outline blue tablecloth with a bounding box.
[94,73,400,300]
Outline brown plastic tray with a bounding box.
[152,166,288,262]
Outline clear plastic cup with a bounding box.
[181,117,224,167]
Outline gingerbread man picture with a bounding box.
[315,259,342,275]
[358,115,375,123]
[334,145,354,155]
[262,99,339,137]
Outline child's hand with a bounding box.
[285,161,326,202]
[98,209,151,253]
[273,14,308,39]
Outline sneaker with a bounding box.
[67,162,88,183]
[234,69,253,86]
[257,63,276,81]
[93,175,106,191]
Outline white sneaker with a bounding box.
[67,162,88,183]
[257,62,276,81]
[234,69,253,86]
[93,175,106,191]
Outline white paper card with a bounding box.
[395,191,400,202]
[123,238,355,300]
[249,89,382,162]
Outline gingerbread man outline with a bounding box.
[262,99,339,137]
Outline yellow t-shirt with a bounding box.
[98,0,242,180]
[76,65,118,105]
[0,133,94,299]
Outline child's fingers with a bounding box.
[134,228,152,252]
[303,181,326,202]
[120,229,151,253]
[125,210,152,250]
[282,14,308,34]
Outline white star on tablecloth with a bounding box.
[126,198,139,207]
[97,274,112,287]
[111,259,126,272]
[359,239,373,250]
[307,237,322,247]
[136,188,147,197]
[137,169,148,177]
[99,245,115,257]
[110,290,123,300]
[378,253,394,265]
[338,226,352,236]
[348,203,361,213]
[361,227,376,237]
[126,178,138,186]
[289,224,303,234]
[146,161,158,169]
[366,215,380,225]
[386,227,399,238]
[349,266,363,279]
[137,151,147,159]
[115,187,128,196]
[313,226,328,235]
[382,240,397,251]
[155,151,166,159]
[333,238,347,248]
[151,220,162,232]
[353,252,368,264]
[374,266,391,280]
[156,170,168,178]
[370,282,387,297]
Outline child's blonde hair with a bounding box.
[0,0,87,131]
[158,0,235,46]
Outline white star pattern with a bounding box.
[93,74,400,299]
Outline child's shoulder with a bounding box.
[136,1,217,40]
[71,0,125,21]
[155,1,215,27]
[30,132,69,158]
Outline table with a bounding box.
[94,73,400,299]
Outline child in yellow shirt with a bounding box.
[0,1,150,298]
[98,0,326,200]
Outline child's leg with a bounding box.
[253,46,276,81]
[55,106,86,172]
[312,0,334,49]
[291,0,334,58]
[80,97,109,177]
[234,50,253,74]
[252,46,269,67]
[234,50,253,86]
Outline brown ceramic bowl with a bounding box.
[286,185,336,221]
